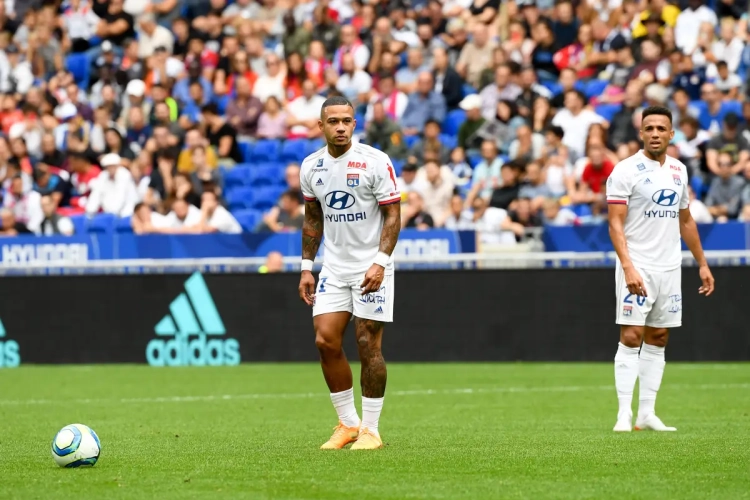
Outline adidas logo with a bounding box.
[316,178,324,186]
[644,179,652,184]
[146,272,240,367]
[374,306,383,314]
[0,317,20,368]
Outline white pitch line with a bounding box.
[0,383,747,407]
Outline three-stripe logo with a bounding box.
[146,272,240,367]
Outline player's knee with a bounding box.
[645,329,669,347]
[620,326,643,348]
[314,331,342,356]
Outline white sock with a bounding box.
[638,343,666,419]
[330,388,360,428]
[361,396,384,436]
[614,342,640,418]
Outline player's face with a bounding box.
[640,114,674,157]
[319,105,356,147]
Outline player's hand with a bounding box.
[360,264,384,296]
[299,271,316,306]
[624,266,647,297]
[698,264,715,296]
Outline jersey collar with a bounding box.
[637,150,669,168]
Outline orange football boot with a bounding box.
[320,421,360,450]
[350,428,383,450]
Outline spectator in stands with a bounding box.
[704,152,745,222]
[33,162,69,207]
[456,94,485,152]
[126,108,152,155]
[608,81,644,152]
[3,175,42,233]
[102,127,135,167]
[443,193,474,229]
[401,72,446,137]
[551,90,605,161]
[509,124,545,162]
[201,103,242,166]
[365,101,407,160]
[131,202,167,234]
[572,143,615,205]
[285,163,301,193]
[37,194,75,236]
[396,48,429,95]
[190,145,223,198]
[519,161,551,212]
[456,24,495,89]
[674,0,717,56]
[541,198,578,226]
[419,160,454,227]
[409,119,450,165]
[402,191,434,230]
[85,153,138,217]
[714,61,742,102]
[705,113,749,177]
[1,44,33,95]
[335,53,373,107]
[480,64,522,122]
[254,53,286,104]
[164,197,202,230]
[257,190,304,232]
[489,162,522,211]
[468,196,517,245]
[287,79,327,139]
[260,250,284,273]
[136,13,174,60]
[225,77,263,140]
[192,190,242,234]
[698,83,734,134]
[396,160,425,196]
[432,47,463,110]
[468,139,502,203]
[0,207,32,236]
[446,147,472,187]
[257,96,288,140]
[365,75,408,123]
[688,185,713,224]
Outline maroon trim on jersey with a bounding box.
[303,195,317,202]
[378,197,401,206]
[607,200,627,205]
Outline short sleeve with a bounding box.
[606,164,632,205]
[679,173,689,210]
[372,156,402,206]
[300,165,316,202]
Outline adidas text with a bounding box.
[146,273,241,367]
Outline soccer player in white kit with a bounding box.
[607,106,715,432]
[297,96,401,450]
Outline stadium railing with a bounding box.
[3,250,750,276]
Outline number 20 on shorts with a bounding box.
[623,293,646,306]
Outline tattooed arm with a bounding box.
[302,199,324,260]
[299,199,324,306]
[360,201,401,295]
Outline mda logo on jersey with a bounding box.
[146,272,240,367]
[0,318,20,368]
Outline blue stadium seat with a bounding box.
[391,158,404,176]
[462,84,476,98]
[439,134,458,150]
[252,139,281,162]
[215,95,230,114]
[542,81,563,95]
[87,214,116,233]
[571,204,592,217]
[468,153,482,168]
[231,209,263,232]
[248,163,280,187]
[69,214,86,235]
[584,80,609,99]
[404,135,420,148]
[304,139,325,157]
[225,187,255,211]
[443,109,466,136]
[691,174,707,198]
[237,141,254,163]
[595,104,622,122]
[280,139,307,163]
[355,112,365,132]
[251,186,284,211]
[66,53,90,88]
[116,216,133,233]
[224,165,251,188]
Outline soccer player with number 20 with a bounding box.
[606,106,715,432]
[297,97,401,450]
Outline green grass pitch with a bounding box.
[1,363,749,499]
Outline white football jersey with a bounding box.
[606,150,689,272]
[300,143,401,280]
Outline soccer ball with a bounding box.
[51,424,101,468]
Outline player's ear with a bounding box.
[318,119,323,132]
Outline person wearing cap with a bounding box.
[456,94,485,151]
[705,112,750,177]
[0,44,33,95]
[85,153,139,217]
[631,0,679,40]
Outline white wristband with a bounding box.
[373,251,390,268]
[301,259,314,272]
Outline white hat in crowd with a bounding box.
[126,79,146,98]
[459,94,482,111]
[100,153,122,168]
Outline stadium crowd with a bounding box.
[0,0,748,241]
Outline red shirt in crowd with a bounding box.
[581,160,615,193]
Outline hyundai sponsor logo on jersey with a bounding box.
[324,190,366,222]
[645,189,679,218]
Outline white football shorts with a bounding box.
[312,268,394,322]
[615,261,682,328]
